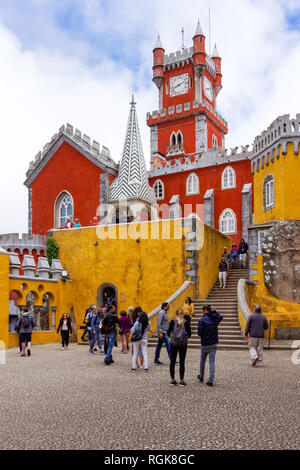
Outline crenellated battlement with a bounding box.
[0,233,46,255]
[149,145,253,177]
[25,123,118,186]
[163,48,216,77]
[147,99,228,131]
[251,114,300,174]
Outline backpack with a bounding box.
[84,310,92,326]
[22,315,31,329]
[131,322,142,342]
[172,319,188,347]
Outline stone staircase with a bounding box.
[148,264,249,350]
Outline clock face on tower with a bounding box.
[203,76,213,102]
[170,73,189,97]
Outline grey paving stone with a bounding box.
[0,344,299,450]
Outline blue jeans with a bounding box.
[105,333,116,362]
[200,344,217,383]
[90,330,102,352]
[154,333,171,362]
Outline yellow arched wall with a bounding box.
[1,219,232,347]
[241,256,300,338]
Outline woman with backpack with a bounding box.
[131,311,151,371]
[57,313,72,350]
[15,307,35,357]
[167,309,191,386]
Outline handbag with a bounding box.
[131,323,142,342]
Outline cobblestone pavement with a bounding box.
[0,344,299,450]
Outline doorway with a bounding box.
[97,283,118,309]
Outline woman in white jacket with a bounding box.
[131,312,152,371]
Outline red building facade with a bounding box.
[24,125,118,235]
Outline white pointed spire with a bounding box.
[212,43,220,58]
[154,34,164,50]
[194,20,204,37]
[109,98,156,205]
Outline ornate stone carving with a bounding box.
[261,220,300,303]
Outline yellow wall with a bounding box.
[54,220,190,341]
[241,256,300,338]
[254,142,300,224]
[197,222,233,299]
[0,253,10,347]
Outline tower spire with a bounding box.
[109,98,156,205]
[194,20,204,37]
[154,34,163,50]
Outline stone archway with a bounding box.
[97,283,118,308]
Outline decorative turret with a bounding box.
[193,21,206,77]
[153,35,165,109]
[212,44,222,97]
[153,35,165,90]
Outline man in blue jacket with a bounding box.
[197,305,223,386]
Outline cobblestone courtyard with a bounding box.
[0,344,299,450]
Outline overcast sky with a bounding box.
[0,0,299,235]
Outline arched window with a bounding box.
[219,209,236,234]
[153,180,164,200]
[170,132,176,147]
[263,174,275,211]
[54,191,74,228]
[222,166,236,189]
[212,135,218,149]
[186,173,199,195]
[177,131,183,146]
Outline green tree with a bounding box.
[46,236,59,268]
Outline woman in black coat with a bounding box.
[57,314,72,350]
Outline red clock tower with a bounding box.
[147,22,253,244]
[147,21,228,169]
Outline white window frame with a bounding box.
[153,179,164,200]
[219,208,237,235]
[54,191,74,228]
[186,173,199,196]
[222,166,236,190]
[265,179,274,208]
[212,135,218,149]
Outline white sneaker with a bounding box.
[61,347,65,350]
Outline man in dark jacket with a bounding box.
[245,305,269,367]
[197,305,223,386]
[16,308,35,357]
[102,305,119,365]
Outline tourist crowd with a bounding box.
[15,241,269,386]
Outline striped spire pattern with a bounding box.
[109,97,157,205]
